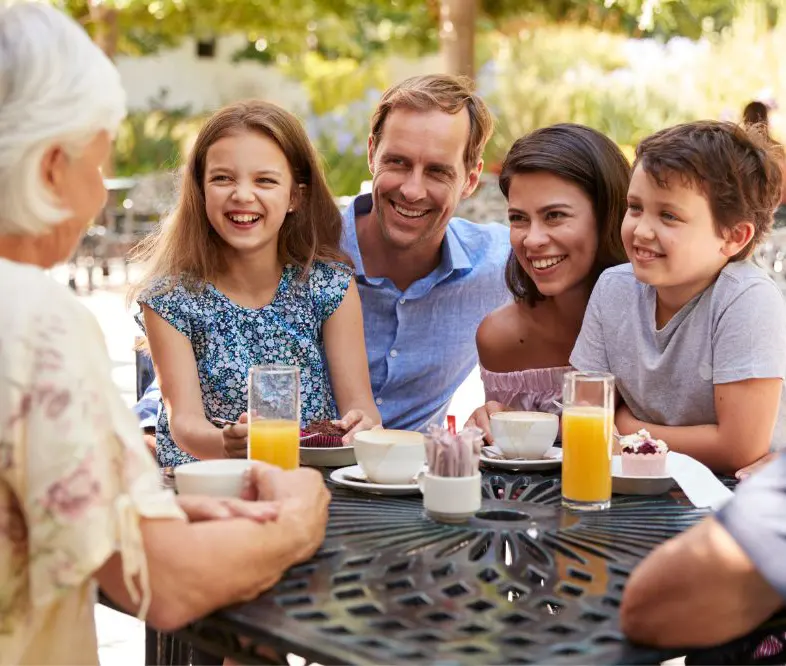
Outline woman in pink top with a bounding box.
[466,124,629,442]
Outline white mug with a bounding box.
[174,459,252,497]
[490,411,559,460]
[420,472,481,523]
[353,429,425,484]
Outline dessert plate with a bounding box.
[479,446,563,471]
[329,465,422,496]
[612,455,675,496]
[300,443,356,468]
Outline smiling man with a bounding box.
[342,75,510,432]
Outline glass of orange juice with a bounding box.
[561,371,614,511]
[247,365,300,470]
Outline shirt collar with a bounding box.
[344,193,472,281]
[342,194,370,279]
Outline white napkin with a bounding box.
[667,451,733,510]
[480,445,506,460]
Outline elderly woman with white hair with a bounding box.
[0,4,330,664]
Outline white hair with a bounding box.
[0,2,127,235]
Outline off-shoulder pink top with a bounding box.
[480,365,571,415]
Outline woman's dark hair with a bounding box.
[498,123,630,306]
[743,101,769,128]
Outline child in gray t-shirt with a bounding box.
[571,120,786,475]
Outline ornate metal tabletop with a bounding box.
[179,470,723,664]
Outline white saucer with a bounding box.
[300,445,356,468]
[479,446,563,471]
[329,465,422,496]
[612,455,675,496]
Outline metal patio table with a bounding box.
[168,468,786,665]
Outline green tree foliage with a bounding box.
[53,0,786,61]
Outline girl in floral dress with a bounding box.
[132,101,380,467]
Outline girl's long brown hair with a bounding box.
[130,100,346,300]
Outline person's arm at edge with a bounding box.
[97,469,329,631]
[621,516,783,647]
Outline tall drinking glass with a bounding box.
[247,364,300,470]
[561,371,614,511]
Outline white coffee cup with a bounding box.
[353,429,425,485]
[490,411,559,460]
[174,459,252,497]
[420,472,481,523]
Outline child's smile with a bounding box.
[631,245,666,265]
[225,210,262,229]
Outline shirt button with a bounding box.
[390,349,399,358]
[375,397,383,406]
[399,298,406,305]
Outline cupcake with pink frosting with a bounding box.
[619,429,668,476]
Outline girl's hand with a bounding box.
[222,412,248,458]
[464,401,509,444]
[176,494,279,523]
[337,410,379,445]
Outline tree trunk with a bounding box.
[87,2,119,177]
[439,0,477,79]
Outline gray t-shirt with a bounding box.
[570,262,786,450]
[716,452,786,600]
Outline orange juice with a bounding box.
[248,419,300,470]
[561,406,613,505]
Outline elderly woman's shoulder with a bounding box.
[0,258,74,301]
[0,258,100,338]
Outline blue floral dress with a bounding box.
[137,262,352,467]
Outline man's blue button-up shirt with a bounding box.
[343,194,510,432]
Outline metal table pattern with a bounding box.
[179,471,716,664]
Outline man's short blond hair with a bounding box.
[370,74,494,174]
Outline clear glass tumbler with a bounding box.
[561,371,615,511]
[247,364,300,470]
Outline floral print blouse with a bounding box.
[0,259,184,665]
[137,262,353,467]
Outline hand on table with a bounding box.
[735,451,779,481]
[464,401,509,444]
[241,462,330,561]
[222,412,248,458]
[337,409,380,445]
[176,494,279,523]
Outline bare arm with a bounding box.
[615,378,780,474]
[621,517,783,647]
[98,467,329,631]
[465,309,518,440]
[323,278,381,438]
[142,304,225,459]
